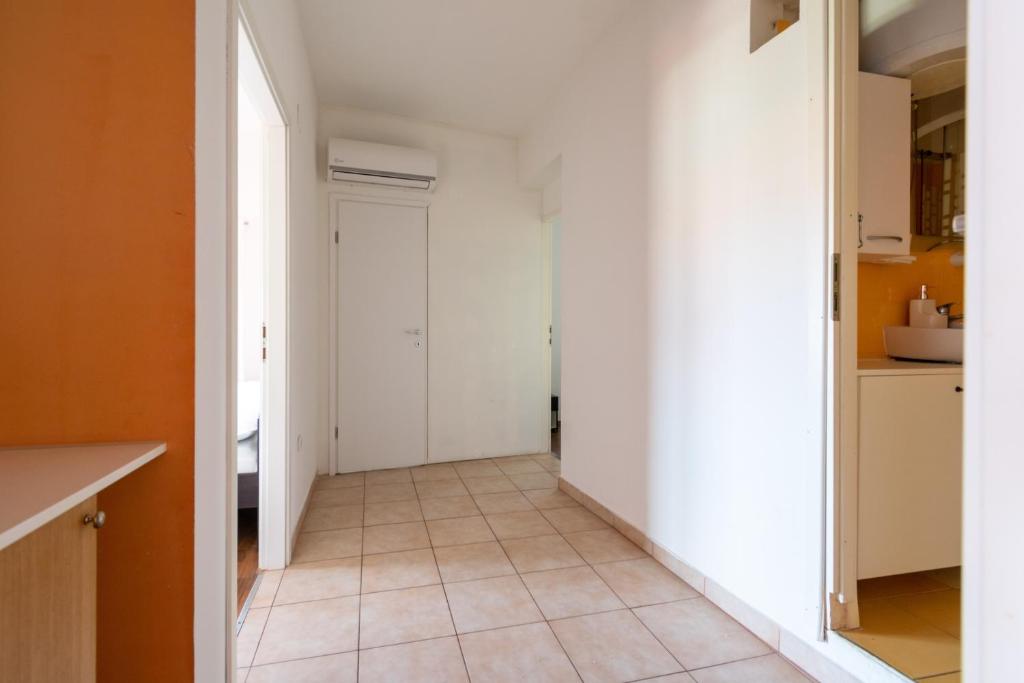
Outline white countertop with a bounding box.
[858,358,964,376]
[0,441,165,551]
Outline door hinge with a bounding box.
[548,324,552,345]
[334,426,339,439]
[334,230,339,244]
[261,323,267,360]
[831,253,841,321]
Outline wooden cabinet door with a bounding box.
[0,497,97,682]
[858,375,963,578]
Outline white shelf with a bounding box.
[0,442,166,551]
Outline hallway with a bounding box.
[236,454,811,682]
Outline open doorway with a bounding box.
[236,17,288,617]
[829,0,966,678]
[546,214,562,457]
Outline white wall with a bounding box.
[240,0,321,539]
[319,107,548,466]
[522,5,654,523]
[860,0,966,74]
[521,0,829,658]
[963,1,1024,680]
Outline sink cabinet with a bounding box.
[0,498,97,682]
[0,442,164,683]
[858,372,962,578]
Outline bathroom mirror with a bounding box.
[911,65,965,237]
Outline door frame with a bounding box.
[194,0,236,678]
[327,190,432,476]
[237,9,290,572]
[540,217,553,452]
[826,0,862,631]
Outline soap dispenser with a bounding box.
[909,285,948,329]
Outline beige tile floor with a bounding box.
[238,453,813,682]
[840,569,961,682]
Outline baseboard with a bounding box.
[557,475,854,683]
[289,473,317,563]
[557,478,654,555]
[432,451,552,464]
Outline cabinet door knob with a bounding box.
[955,386,964,393]
[83,511,106,529]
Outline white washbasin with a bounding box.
[883,326,963,363]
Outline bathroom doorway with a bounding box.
[828,0,966,678]
[547,214,562,457]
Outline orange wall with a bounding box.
[0,2,194,681]
[858,248,965,358]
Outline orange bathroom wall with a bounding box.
[0,2,195,681]
[858,248,965,358]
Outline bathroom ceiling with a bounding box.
[296,0,633,137]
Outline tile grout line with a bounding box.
[288,461,584,675]
[683,651,800,675]
[462,464,587,681]
[354,632,458,654]
[272,464,565,663]
[558,497,769,676]
[546,511,693,678]
[622,598,689,675]
[355,472,366,682]
[582,537,792,678]
[267,567,283,607]
[868,591,962,641]
[481,465,593,681]
[518,569,587,682]
[253,608,728,681]
[246,648,358,672]
[420,482,475,683]
[558,481,826,680]
[915,668,962,680]
[244,603,271,670]
[279,460,786,679]
[241,484,334,673]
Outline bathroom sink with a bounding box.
[883,326,963,363]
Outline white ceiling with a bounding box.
[296,0,633,137]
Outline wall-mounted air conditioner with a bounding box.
[327,138,437,191]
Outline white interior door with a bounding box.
[336,199,427,472]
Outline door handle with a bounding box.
[83,511,106,529]
[404,329,424,336]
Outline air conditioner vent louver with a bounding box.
[328,138,437,192]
